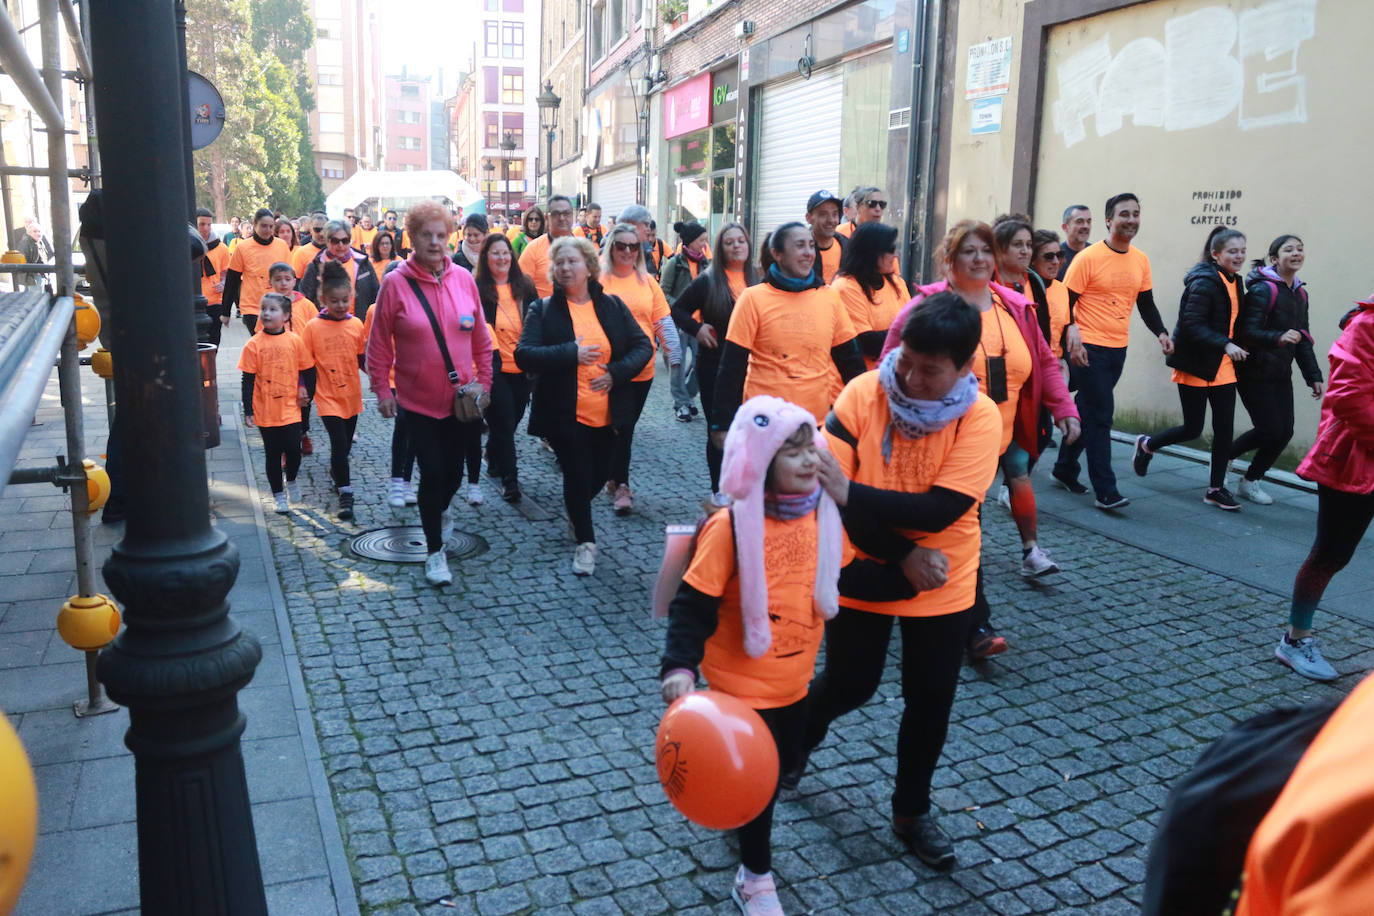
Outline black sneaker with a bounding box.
[1132,434,1153,477]
[894,813,956,870]
[337,491,354,521]
[967,626,1008,660]
[501,481,522,503]
[675,405,692,422]
[1204,487,1241,511]
[1094,492,1130,510]
[1051,468,1088,495]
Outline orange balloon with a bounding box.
[655,691,779,830]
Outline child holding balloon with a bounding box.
[659,395,854,915]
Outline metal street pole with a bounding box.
[174,0,211,346]
[88,2,267,913]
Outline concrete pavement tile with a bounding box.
[12,821,138,916]
[0,660,90,713]
[0,599,58,632]
[68,753,136,829]
[264,877,341,916]
[0,570,76,601]
[253,796,331,885]
[240,683,301,740]
[31,760,79,834]
[0,628,52,667]
[17,706,129,766]
[243,734,314,802]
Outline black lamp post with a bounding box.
[536,80,560,201]
[499,130,516,220]
[482,158,495,215]
[89,1,266,912]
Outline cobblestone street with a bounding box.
[250,331,1372,915]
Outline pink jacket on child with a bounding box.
[366,256,494,420]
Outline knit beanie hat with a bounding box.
[673,220,707,246]
[718,395,842,658]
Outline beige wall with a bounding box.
[944,0,1370,453]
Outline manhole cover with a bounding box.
[349,526,487,564]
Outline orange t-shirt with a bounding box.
[726,283,856,422]
[600,271,670,382]
[237,329,312,426]
[202,241,231,306]
[256,294,317,336]
[492,283,524,374]
[816,238,843,284]
[1234,671,1374,916]
[518,233,555,298]
[1172,270,1240,387]
[352,225,378,253]
[302,315,366,418]
[725,268,748,300]
[826,372,1002,617]
[227,237,293,316]
[569,299,611,427]
[1043,277,1071,358]
[683,511,834,709]
[370,256,400,277]
[1063,240,1153,348]
[974,297,1034,453]
[291,242,323,279]
[833,273,912,370]
[836,221,855,239]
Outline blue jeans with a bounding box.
[1054,343,1127,499]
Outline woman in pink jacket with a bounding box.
[1280,295,1374,681]
[367,200,494,586]
[880,220,1080,659]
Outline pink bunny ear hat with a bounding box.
[718,395,842,658]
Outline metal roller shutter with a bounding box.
[589,165,639,220]
[753,67,843,240]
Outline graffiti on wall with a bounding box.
[1051,0,1317,147]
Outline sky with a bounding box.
[375,0,477,94]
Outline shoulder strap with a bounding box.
[1261,280,1280,326]
[405,277,460,385]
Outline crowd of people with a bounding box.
[204,184,1373,915]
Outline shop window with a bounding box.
[838,52,891,203]
[501,72,524,104]
[502,22,523,58]
[710,123,736,172]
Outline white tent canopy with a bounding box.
[324,170,485,219]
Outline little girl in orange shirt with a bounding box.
[238,293,314,513]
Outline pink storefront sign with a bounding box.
[664,73,712,139]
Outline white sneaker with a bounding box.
[1237,477,1274,505]
[424,550,452,586]
[731,866,784,916]
[571,542,597,576]
[387,477,407,508]
[996,485,1011,512]
[1020,545,1060,578]
[466,483,484,506]
[1275,634,1338,681]
[273,492,290,514]
[403,481,417,506]
[440,509,454,548]
[285,480,301,503]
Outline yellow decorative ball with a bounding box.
[0,249,24,265]
[0,710,36,916]
[56,594,120,652]
[73,300,100,351]
[89,347,113,379]
[82,459,109,514]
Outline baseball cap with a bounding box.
[806,190,840,214]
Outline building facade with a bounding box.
[383,73,430,171]
[306,0,382,193]
[539,0,586,201]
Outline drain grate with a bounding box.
[349,526,487,564]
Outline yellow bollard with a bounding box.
[57,594,120,652]
[73,297,101,351]
[90,346,113,379]
[81,460,110,515]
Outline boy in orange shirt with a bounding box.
[661,396,862,916]
[268,262,320,454]
[301,260,367,520]
[239,293,314,513]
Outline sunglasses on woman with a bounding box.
[865,199,889,210]
[611,241,639,252]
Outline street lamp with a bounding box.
[535,79,560,202]
[499,130,516,221]
[482,158,495,214]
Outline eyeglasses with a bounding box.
[328,236,350,244]
[865,200,889,209]
[549,210,574,218]
[1040,251,1063,260]
[312,226,326,234]
[611,240,638,252]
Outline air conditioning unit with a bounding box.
[734,20,755,39]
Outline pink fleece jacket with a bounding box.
[366,256,494,420]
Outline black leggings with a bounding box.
[698,350,723,490]
[485,371,531,485]
[1290,484,1374,630]
[391,403,415,481]
[549,423,616,543]
[259,422,301,494]
[409,412,481,553]
[1231,377,1295,481]
[804,606,972,818]
[320,414,358,489]
[738,696,808,875]
[610,379,653,487]
[1146,383,1236,489]
[461,416,483,485]
[242,314,257,335]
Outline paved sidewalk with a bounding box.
[0,324,357,915]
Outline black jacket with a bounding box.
[1235,267,1323,385]
[1165,262,1242,383]
[299,253,381,322]
[514,282,653,437]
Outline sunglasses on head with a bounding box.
[865,200,889,209]
[612,240,638,252]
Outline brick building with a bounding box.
[538,0,586,201]
[305,0,382,193]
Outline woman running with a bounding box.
[598,224,681,515]
[1132,227,1249,510]
[474,232,538,503]
[1228,235,1324,504]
